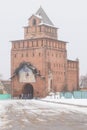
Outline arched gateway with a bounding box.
[22,84,33,99]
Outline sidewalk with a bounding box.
[40,95,87,107]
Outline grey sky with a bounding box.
[0,0,87,79]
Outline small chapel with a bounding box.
[11,7,79,98]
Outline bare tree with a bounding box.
[80,74,87,88]
[0,74,2,79]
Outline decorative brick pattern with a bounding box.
[11,8,79,97]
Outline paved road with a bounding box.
[0,100,87,130]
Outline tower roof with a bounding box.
[36,7,54,26]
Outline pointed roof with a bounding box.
[36,7,54,26]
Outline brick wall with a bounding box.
[11,14,79,97]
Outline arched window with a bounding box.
[32,19,36,26]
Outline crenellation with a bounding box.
[11,7,79,97]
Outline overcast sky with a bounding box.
[0,0,87,79]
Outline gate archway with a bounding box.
[22,84,33,99]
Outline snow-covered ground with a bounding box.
[42,94,87,107]
[0,99,87,130]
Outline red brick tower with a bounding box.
[11,7,79,98]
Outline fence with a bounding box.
[60,91,87,99]
[0,94,11,100]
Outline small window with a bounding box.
[32,53,34,56]
[21,54,23,57]
[39,53,41,56]
[32,41,33,47]
[36,41,38,46]
[14,54,16,58]
[33,19,36,26]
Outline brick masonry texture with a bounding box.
[11,7,79,97]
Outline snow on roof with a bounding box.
[34,14,42,19]
[39,22,57,28]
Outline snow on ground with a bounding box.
[0,99,87,129]
[0,99,87,115]
[42,94,87,107]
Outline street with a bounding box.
[0,100,87,130]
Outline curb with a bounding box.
[37,99,87,108]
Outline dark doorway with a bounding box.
[22,84,33,99]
